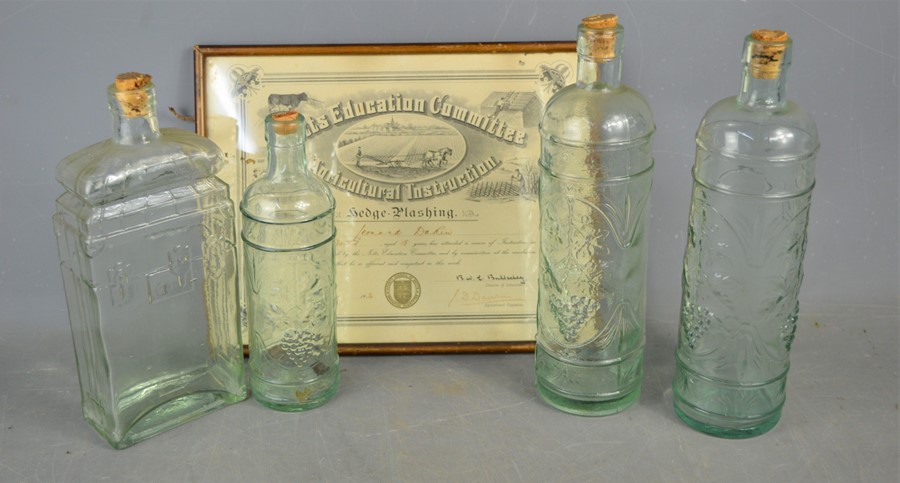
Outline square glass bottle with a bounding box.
[53,73,247,449]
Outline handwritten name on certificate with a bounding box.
[200,44,576,347]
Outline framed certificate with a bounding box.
[195,42,576,354]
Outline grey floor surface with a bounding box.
[1,304,896,482]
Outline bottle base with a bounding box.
[536,381,640,417]
[672,359,786,438]
[89,391,246,450]
[534,342,643,416]
[251,376,339,412]
[673,395,781,439]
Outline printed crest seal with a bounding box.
[384,272,421,309]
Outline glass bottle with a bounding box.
[673,30,819,438]
[535,14,655,416]
[241,111,339,411]
[53,73,247,449]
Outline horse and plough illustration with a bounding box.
[354,141,454,170]
[341,135,464,181]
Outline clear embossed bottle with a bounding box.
[536,14,654,416]
[673,30,819,438]
[242,111,339,411]
[53,73,247,449]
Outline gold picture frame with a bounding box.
[195,42,576,354]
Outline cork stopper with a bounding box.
[581,14,619,61]
[271,111,300,135]
[115,72,152,91]
[114,72,152,117]
[582,14,618,29]
[749,29,790,80]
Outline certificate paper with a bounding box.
[196,43,576,353]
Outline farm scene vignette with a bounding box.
[299,94,537,203]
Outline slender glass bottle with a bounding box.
[242,111,339,411]
[673,30,819,438]
[536,14,655,416]
[53,73,247,449]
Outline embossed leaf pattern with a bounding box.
[710,194,809,271]
[248,246,334,370]
[579,189,650,249]
[540,187,605,348]
[539,179,647,351]
[588,301,640,350]
[202,209,233,276]
[543,189,606,291]
[681,189,811,378]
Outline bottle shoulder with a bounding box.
[540,84,655,145]
[693,97,817,197]
[56,128,224,204]
[240,175,335,224]
[697,96,819,160]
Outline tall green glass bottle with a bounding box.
[242,111,339,411]
[673,30,819,438]
[536,14,655,416]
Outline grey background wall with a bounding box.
[1,0,897,330]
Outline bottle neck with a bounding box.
[737,72,788,109]
[108,85,161,145]
[266,125,308,181]
[737,35,792,109]
[576,24,623,89]
[577,56,622,88]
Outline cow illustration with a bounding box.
[268,92,324,112]
[268,93,307,111]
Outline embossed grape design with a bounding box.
[681,303,714,350]
[549,294,602,344]
[280,329,324,367]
